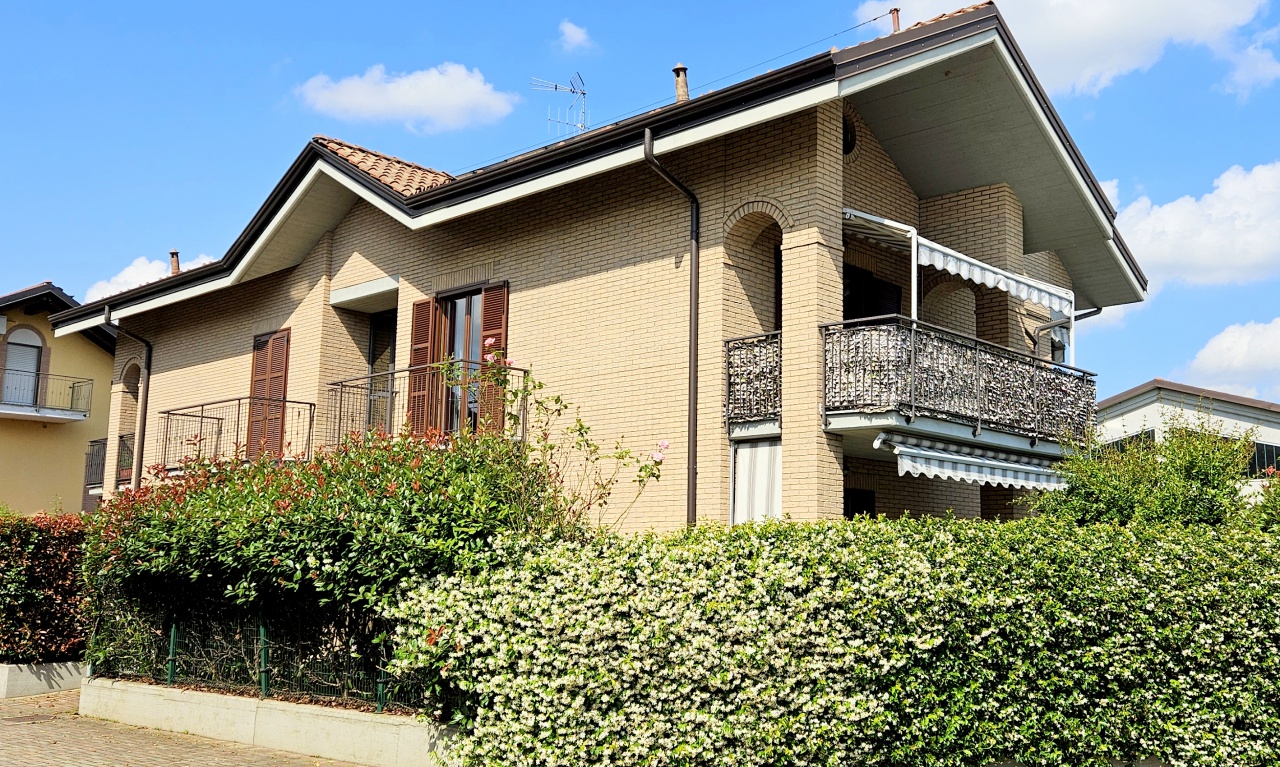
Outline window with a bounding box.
[3,327,43,406]
[1251,442,1280,478]
[442,290,484,433]
[844,488,875,519]
[1107,429,1155,453]
[731,439,782,524]
[844,264,902,321]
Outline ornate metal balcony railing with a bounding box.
[84,438,107,489]
[116,433,135,484]
[823,315,1096,443]
[0,368,93,414]
[725,331,782,424]
[325,360,530,445]
[157,397,316,468]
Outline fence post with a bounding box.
[258,608,270,698]
[376,667,388,714]
[166,619,178,686]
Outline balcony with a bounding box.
[822,315,1095,445]
[0,369,94,422]
[325,360,529,444]
[725,332,781,426]
[156,397,316,468]
[723,317,1095,449]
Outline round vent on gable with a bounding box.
[841,102,860,163]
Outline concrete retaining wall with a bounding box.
[0,662,85,698]
[79,677,455,767]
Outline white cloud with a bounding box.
[1114,161,1280,290]
[85,254,216,303]
[854,0,1274,95]
[1099,178,1120,208]
[1185,317,1280,399]
[558,19,593,52]
[297,63,519,133]
[1219,26,1280,96]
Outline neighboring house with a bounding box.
[1098,379,1280,495]
[0,283,116,514]
[50,2,1145,529]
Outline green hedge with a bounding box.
[0,513,86,664]
[389,518,1280,767]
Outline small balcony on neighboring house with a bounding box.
[725,208,1096,504]
[82,437,106,513]
[325,360,530,445]
[0,369,94,422]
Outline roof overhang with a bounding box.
[51,2,1143,333]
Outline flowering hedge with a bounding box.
[0,512,86,664]
[389,518,1280,767]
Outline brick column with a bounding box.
[696,242,731,525]
[779,227,844,521]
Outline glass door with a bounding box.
[443,292,483,433]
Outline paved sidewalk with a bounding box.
[0,690,360,767]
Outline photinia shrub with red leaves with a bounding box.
[0,511,86,664]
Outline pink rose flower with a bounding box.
[484,337,498,348]
[483,352,497,363]
[650,451,665,462]
[658,440,670,450]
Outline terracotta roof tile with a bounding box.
[314,136,453,198]
[907,1,993,30]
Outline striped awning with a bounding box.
[916,240,1073,314]
[873,432,1064,491]
[842,208,1075,315]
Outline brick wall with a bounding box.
[845,456,981,519]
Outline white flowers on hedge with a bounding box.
[387,518,1280,767]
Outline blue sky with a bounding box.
[2,0,1278,400]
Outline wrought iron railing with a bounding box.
[157,397,316,468]
[117,433,135,485]
[84,438,107,489]
[0,368,93,414]
[725,332,781,424]
[325,360,530,445]
[823,315,1096,443]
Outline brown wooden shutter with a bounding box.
[477,283,509,432]
[247,329,289,459]
[407,298,440,436]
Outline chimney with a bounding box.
[890,7,901,32]
[673,63,689,103]
[169,249,180,275]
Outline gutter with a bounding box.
[643,128,700,528]
[104,307,152,492]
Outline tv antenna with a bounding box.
[531,72,588,135]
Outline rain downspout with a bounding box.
[105,306,153,492]
[644,126,699,528]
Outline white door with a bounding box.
[731,439,782,525]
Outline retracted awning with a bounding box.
[842,208,1075,315]
[873,432,1064,491]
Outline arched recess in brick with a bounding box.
[114,360,142,485]
[723,206,788,336]
[921,277,977,337]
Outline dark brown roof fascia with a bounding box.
[4,283,116,354]
[50,143,335,328]
[400,52,837,211]
[1099,378,1280,415]
[833,3,1147,292]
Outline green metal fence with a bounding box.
[91,599,430,714]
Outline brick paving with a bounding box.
[0,690,359,767]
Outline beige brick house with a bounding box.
[51,2,1145,530]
